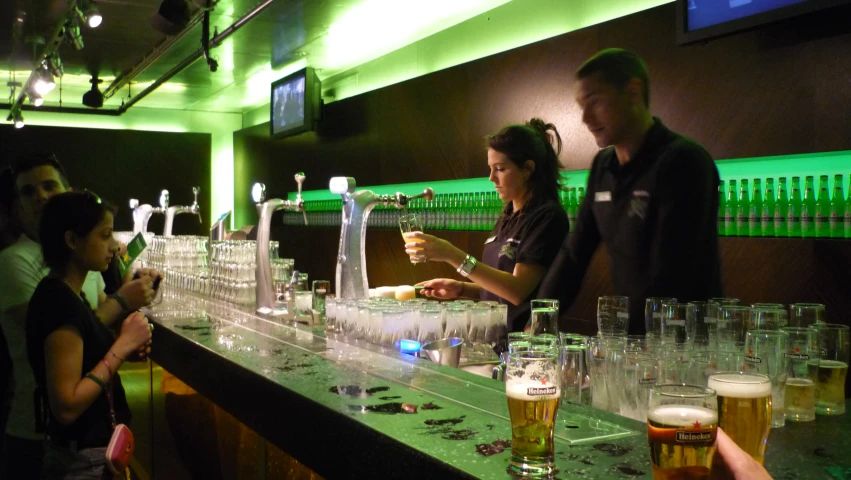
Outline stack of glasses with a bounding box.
[325,297,508,355]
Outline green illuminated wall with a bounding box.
[1,107,241,228]
[290,150,851,202]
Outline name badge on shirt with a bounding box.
[484,236,497,245]
[595,191,612,202]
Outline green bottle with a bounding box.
[567,188,577,230]
[815,176,831,238]
[577,187,586,207]
[725,179,738,236]
[846,176,851,239]
[761,179,775,237]
[749,179,763,237]
[788,177,802,237]
[718,182,726,236]
[801,176,816,238]
[775,177,789,237]
[737,179,750,236]
[559,189,569,213]
[830,175,845,238]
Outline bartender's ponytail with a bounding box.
[486,118,564,206]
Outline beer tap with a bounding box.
[163,186,202,237]
[254,172,307,315]
[329,176,434,300]
[129,189,168,234]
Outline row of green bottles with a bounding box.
[559,187,586,230]
[719,174,850,238]
[282,192,507,231]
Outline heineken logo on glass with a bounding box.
[786,347,807,360]
[745,350,761,364]
[527,386,558,396]
[676,431,714,443]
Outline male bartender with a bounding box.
[538,49,722,334]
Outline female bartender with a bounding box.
[405,118,569,332]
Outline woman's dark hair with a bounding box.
[40,191,109,271]
[486,118,564,205]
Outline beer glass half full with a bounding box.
[647,385,718,479]
[808,323,850,415]
[707,372,772,464]
[506,349,561,477]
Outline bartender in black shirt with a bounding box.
[538,49,722,335]
[405,119,569,332]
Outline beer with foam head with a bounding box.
[648,405,718,479]
[707,372,772,464]
[506,349,561,477]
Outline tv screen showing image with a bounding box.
[270,67,320,139]
[678,0,851,43]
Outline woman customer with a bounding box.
[26,191,151,479]
[407,119,570,332]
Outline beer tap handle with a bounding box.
[159,190,170,210]
[129,199,139,210]
[192,186,201,222]
[294,172,307,225]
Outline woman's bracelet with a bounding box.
[85,372,107,391]
[110,292,130,312]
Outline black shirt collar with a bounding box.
[606,117,670,176]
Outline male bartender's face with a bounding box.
[488,149,527,203]
[15,165,68,235]
[575,72,634,148]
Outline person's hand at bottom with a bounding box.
[712,428,773,480]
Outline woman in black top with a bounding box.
[26,192,152,479]
[407,119,570,332]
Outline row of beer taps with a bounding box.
[130,187,201,237]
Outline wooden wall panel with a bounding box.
[0,125,211,234]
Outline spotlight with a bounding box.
[64,19,84,50]
[30,93,44,107]
[47,54,64,78]
[82,76,104,108]
[13,111,24,129]
[32,68,55,96]
[85,2,102,28]
[151,0,190,35]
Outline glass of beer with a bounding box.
[399,213,425,263]
[781,327,816,422]
[598,296,630,335]
[808,323,849,416]
[647,384,718,479]
[707,372,772,464]
[744,330,789,428]
[506,349,561,477]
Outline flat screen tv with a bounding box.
[270,67,321,139]
[677,0,851,44]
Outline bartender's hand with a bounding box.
[404,232,464,264]
[415,278,463,300]
[712,428,773,480]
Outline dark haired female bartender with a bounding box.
[404,119,569,332]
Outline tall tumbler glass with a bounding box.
[506,349,561,478]
[618,353,658,421]
[780,327,815,422]
[689,301,720,351]
[561,344,589,406]
[399,213,426,263]
[598,296,629,335]
[707,372,772,464]
[751,306,786,331]
[661,303,696,347]
[718,306,751,352]
[645,297,677,339]
[808,323,850,416]
[745,330,789,428]
[531,299,560,337]
[790,303,825,328]
[647,385,718,479]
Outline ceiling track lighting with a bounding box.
[64,19,85,50]
[83,1,103,28]
[47,54,64,78]
[11,109,25,128]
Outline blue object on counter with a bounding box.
[399,339,421,354]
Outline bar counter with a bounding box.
[145,292,851,479]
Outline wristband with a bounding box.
[85,372,108,391]
[111,292,130,312]
[456,254,478,278]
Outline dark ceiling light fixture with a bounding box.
[151,0,191,35]
[64,18,85,50]
[82,76,104,108]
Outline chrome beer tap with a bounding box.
[129,189,169,234]
[254,172,307,315]
[163,187,201,237]
[330,176,434,300]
